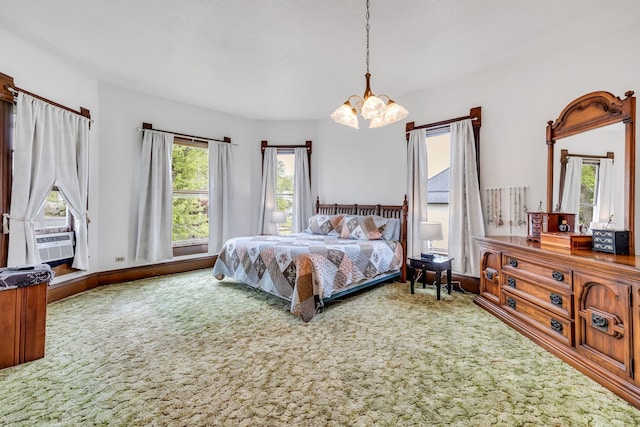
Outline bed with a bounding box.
[212,196,408,321]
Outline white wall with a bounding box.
[97,83,257,270]
[316,120,407,205]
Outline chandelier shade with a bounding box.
[330,0,408,129]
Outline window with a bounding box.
[578,161,598,225]
[172,139,209,254]
[33,187,70,232]
[426,132,450,253]
[14,106,71,235]
[261,141,312,235]
[275,150,294,235]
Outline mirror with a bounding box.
[546,91,636,254]
[553,123,625,226]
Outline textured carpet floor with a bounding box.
[1,269,639,426]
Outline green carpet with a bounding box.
[1,269,639,426]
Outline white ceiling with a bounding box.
[0,0,637,120]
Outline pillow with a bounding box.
[337,215,383,240]
[306,214,344,235]
[375,217,400,241]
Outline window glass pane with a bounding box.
[578,163,598,226]
[426,133,450,252]
[172,143,209,245]
[276,152,294,234]
[580,164,597,205]
[172,144,208,191]
[34,189,69,230]
[172,194,208,245]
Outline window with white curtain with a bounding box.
[12,108,71,234]
[172,138,209,254]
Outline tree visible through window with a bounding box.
[579,162,598,226]
[172,141,208,246]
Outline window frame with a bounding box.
[171,137,209,256]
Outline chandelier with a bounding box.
[330,0,408,129]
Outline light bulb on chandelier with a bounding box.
[330,0,408,129]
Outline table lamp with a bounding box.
[271,211,287,235]
[419,221,443,260]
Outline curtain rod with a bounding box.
[140,122,232,144]
[405,115,477,134]
[260,140,312,154]
[5,84,92,121]
[560,149,614,162]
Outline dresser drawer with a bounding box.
[501,291,574,346]
[501,273,572,318]
[502,254,571,288]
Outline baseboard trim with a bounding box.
[47,255,217,303]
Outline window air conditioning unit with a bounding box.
[35,232,75,263]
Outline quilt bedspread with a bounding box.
[212,234,403,321]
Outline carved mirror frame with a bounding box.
[546,90,636,254]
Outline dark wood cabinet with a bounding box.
[591,229,630,254]
[527,212,576,241]
[476,236,640,409]
[0,282,48,369]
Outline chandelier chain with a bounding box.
[330,0,408,129]
[365,0,370,74]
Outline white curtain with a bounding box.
[292,147,312,233]
[209,141,233,253]
[406,129,428,258]
[258,147,277,235]
[135,130,174,262]
[8,92,91,269]
[449,119,485,276]
[560,157,582,214]
[595,158,614,223]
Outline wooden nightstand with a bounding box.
[408,256,454,300]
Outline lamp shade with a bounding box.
[272,211,287,224]
[419,221,443,241]
[330,103,359,129]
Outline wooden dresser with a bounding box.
[475,236,640,409]
[0,265,53,369]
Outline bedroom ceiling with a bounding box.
[0,0,636,121]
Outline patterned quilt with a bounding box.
[212,233,403,321]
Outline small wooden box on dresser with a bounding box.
[475,236,640,409]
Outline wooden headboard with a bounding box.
[315,195,408,282]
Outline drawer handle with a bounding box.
[506,297,516,309]
[591,314,609,331]
[550,318,563,333]
[549,293,563,307]
[509,259,518,268]
[507,277,516,288]
[485,268,498,281]
[551,271,564,282]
